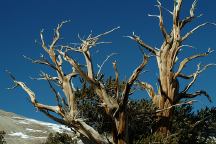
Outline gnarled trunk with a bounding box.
[132,1,213,137]
[154,43,180,134]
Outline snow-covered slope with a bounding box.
[0,109,82,144]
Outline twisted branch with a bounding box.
[127,33,158,55]
[181,22,216,41]
[174,49,213,79]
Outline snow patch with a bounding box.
[25,128,47,133]
[17,121,29,124]
[26,128,47,133]
[8,132,47,139]
[12,116,25,120]
[24,118,71,133]
[9,132,30,139]
[12,116,71,133]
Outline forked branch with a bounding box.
[181,22,216,41]
[121,55,149,106]
[181,90,212,102]
[138,81,156,99]
[112,61,119,99]
[181,63,216,93]
[78,27,119,79]
[7,71,65,117]
[180,0,201,29]
[156,100,196,113]
[23,55,59,72]
[174,49,213,78]
[97,53,118,78]
[173,0,183,24]
[156,0,169,40]
[127,33,158,55]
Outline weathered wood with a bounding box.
[131,0,214,135]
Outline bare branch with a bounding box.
[177,44,194,51]
[45,75,63,107]
[94,26,120,39]
[66,68,78,80]
[76,27,119,79]
[114,55,148,119]
[174,49,213,78]
[190,0,198,17]
[40,21,70,53]
[72,119,108,143]
[58,50,96,84]
[6,70,19,89]
[112,61,119,99]
[121,55,149,105]
[50,21,70,51]
[181,90,212,102]
[83,51,94,79]
[39,21,71,78]
[40,110,67,125]
[181,22,216,41]
[156,100,197,113]
[160,5,173,15]
[177,73,194,79]
[40,29,49,53]
[23,55,59,72]
[78,27,120,52]
[97,53,118,78]
[126,33,158,55]
[148,14,159,18]
[128,55,149,86]
[156,0,169,40]
[30,71,62,87]
[43,108,108,143]
[138,81,156,99]
[173,0,183,21]
[60,45,82,53]
[181,63,216,93]
[59,35,119,116]
[7,72,64,117]
[180,0,202,29]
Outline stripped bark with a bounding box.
[7,22,148,144]
[131,0,215,135]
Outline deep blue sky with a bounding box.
[0,0,216,122]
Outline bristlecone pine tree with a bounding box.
[7,0,215,143]
[129,0,215,135]
[7,22,148,144]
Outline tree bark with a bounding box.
[132,0,214,136]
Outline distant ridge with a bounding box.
[0,109,83,144]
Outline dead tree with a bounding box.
[129,0,215,135]
[7,21,148,144]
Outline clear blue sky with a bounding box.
[0,0,216,122]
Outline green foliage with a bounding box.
[134,105,216,144]
[74,77,128,133]
[0,131,6,144]
[43,132,77,144]
[170,106,216,144]
[135,133,179,144]
[128,99,157,142]
[43,99,216,144]
[75,79,113,133]
[60,77,216,143]
[74,77,159,142]
[78,83,216,143]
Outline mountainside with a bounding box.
[0,109,83,144]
